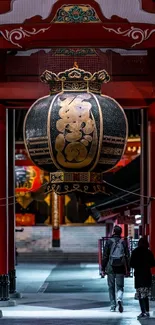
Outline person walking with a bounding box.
[102,225,130,313]
[130,237,155,319]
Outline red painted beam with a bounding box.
[0,1,11,14]
[0,82,49,101]
[102,81,154,106]
[0,81,154,107]
[0,22,155,49]
[142,0,155,13]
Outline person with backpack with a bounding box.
[130,237,155,319]
[102,225,130,313]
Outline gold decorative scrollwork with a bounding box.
[52,5,100,24]
[40,67,110,94]
[45,182,106,195]
[63,81,87,91]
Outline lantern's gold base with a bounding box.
[45,172,106,195]
[50,171,103,183]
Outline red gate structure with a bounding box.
[0,0,155,302]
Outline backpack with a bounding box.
[109,238,125,267]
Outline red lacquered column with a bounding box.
[148,103,155,299]
[8,110,19,297]
[140,109,148,237]
[59,195,65,225]
[0,105,9,300]
[51,192,60,247]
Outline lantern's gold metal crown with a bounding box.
[40,64,110,94]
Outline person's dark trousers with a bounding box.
[139,299,145,314]
[144,297,149,312]
[139,296,149,314]
[107,273,124,308]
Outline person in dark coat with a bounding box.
[102,225,130,313]
[130,237,155,319]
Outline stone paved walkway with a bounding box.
[0,263,154,324]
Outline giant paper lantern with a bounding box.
[24,66,128,194]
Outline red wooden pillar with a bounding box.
[124,224,128,238]
[8,110,20,298]
[0,105,9,300]
[51,192,60,247]
[143,102,155,300]
[148,103,155,261]
[8,110,15,293]
[59,196,65,225]
[148,103,155,299]
[140,108,148,236]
